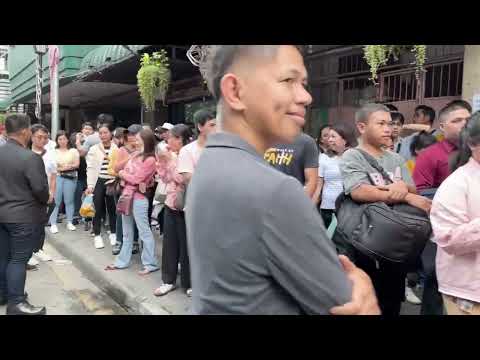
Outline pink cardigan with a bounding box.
[430,157,480,303]
[121,155,156,201]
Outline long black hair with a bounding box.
[327,124,357,156]
[410,131,437,157]
[317,124,331,153]
[450,111,480,172]
[55,130,71,149]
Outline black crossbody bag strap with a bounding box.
[355,148,394,185]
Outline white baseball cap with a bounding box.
[161,122,174,130]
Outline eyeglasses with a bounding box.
[33,135,49,140]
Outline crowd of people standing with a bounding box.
[1,45,479,316]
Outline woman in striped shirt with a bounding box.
[86,123,118,250]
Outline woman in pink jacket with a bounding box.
[154,124,193,297]
[105,129,159,275]
[430,111,480,315]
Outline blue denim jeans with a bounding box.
[115,198,159,271]
[50,175,77,225]
[0,223,39,304]
[113,193,139,246]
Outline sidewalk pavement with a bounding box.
[45,222,191,315]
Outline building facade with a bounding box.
[304,45,466,139]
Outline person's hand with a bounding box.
[156,150,172,163]
[118,170,125,179]
[385,181,409,202]
[85,187,94,195]
[48,193,54,204]
[405,193,432,214]
[330,255,381,315]
[402,124,431,132]
[139,183,147,194]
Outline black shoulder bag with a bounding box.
[331,149,431,265]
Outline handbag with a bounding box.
[332,149,431,265]
[105,178,122,197]
[116,190,134,216]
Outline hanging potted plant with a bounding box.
[363,45,427,84]
[137,50,171,111]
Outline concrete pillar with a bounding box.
[462,45,480,107]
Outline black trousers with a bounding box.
[355,251,406,316]
[0,223,39,304]
[162,206,191,289]
[74,178,87,218]
[320,209,335,229]
[33,203,56,253]
[420,241,444,315]
[93,178,116,236]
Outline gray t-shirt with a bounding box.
[81,132,100,153]
[340,147,414,195]
[186,132,352,315]
[264,133,319,185]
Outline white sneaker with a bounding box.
[67,222,76,231]
[50,224,59,234]
[94,236,105,249]
[28,257,39,266]
[405,286,422,305]
[34,249,52,262]
[109,233,117,246]
[153,284,176,297]
[186,288,192,297]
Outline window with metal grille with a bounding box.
[382,72,418,102]
[424,60,463,98]
[338,54,369,74]
[342,77,376,106]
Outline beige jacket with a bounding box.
[86,142,118,190]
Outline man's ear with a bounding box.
[356,121,366,135]
[220,73,246,112]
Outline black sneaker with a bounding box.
[26,264,38,271]
[112,243,122,256]
[132,243,139,255]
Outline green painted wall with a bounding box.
[8,45,100,103]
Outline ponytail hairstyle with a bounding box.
[450,111,480,172]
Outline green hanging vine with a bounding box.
[137,50,171,111]
[363,45,427,84]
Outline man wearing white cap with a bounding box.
[155,123,174,153]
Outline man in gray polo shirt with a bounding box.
[185,45,379,315]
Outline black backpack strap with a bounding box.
[356,148,393,185]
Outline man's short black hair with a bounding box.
[5,113,31,135]
[415,105,436,125]
[445,100,472,113]
[384,104,398,112]
[439,100,472,123]
[193,109,216,127]
[82,121,93,129]
[31,123,48,135]
[391,112,405,125]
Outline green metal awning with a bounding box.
[0,97,12,111]
[78,45,150,77]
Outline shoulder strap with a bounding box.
[356,148,393,185]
